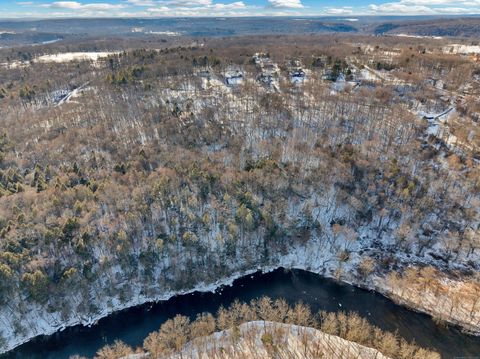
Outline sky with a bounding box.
[1,0,480,18]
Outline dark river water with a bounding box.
[3,268,480,359]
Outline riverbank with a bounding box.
[8,269,480,359]
[0,267,264,355]
[3,262,480,358]
[2,230,480,356]
[374,272,480,336]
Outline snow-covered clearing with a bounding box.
[169,321,391,359]
[443,44,480,55]
[35,52,119,63]
[0,52,119,69]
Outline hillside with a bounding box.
[0,34,479,354]
[375,18,480,38]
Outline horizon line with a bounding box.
[1,14,480,21]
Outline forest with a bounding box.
[0,33,479,354]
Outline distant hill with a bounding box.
[0,17,357,38]
[0,31,62,47]
[373,17,480,38]
[1,17,480,46]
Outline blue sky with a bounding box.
[1,0,480,18]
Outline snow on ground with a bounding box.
[375,275,480,335]
[0,267,266,355]
[395,34,443,40]
[1,218,458,357]
[443,44,480,55]
[0,193,359,355]
[170,321,391,359]
[0,60,27,69]
[54,85,92,106]
[0,182,476,355]
[0,64,478,356]
[359,69,380,82]
[147,31,182,36]
[0,52,119,69]
[35,52,119,63]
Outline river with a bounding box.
[3,268,480,359]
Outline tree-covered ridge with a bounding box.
[0,35,479,352]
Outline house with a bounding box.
[224,67,244,86]
[290,69,306,84]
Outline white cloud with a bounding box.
[126,0,156,6]
[6,0,480,18]
[41,1,126,10]
[436,6,480,13]
[368,0,480,14]
[324,7,353,15]
[369,3,434,14]
[160,0,214,5]
[268,0,304,9]
[400,0,480,4]
[144,0,247,16]
[211,1,246,9]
